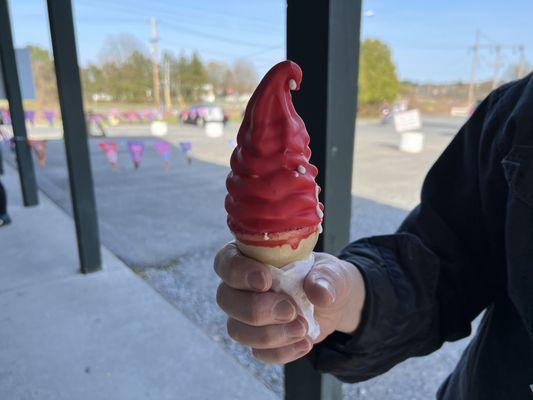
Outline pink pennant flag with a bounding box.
[98,141,118,170]
[127,141,145,170]
[29,140,48,167]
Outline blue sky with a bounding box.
[8,0,533,83]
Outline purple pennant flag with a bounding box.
[127,141,145,170]
[25,110,36,125]
[43,110,55,126]
[179,141,193,165]
[179,141,192,154]
[153,140,170,169]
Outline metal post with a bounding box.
[0,141,4,175]
[286,0,362,399]
[0,0,38,206]
[47,0,102,273]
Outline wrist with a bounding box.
[336,260,366,334]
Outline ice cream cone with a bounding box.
[225,60,323,269]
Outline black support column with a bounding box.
[286,0,362,399]
[0,140,4,175]
[47,0,102,273]
[0,0,38,206]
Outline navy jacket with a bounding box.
[313,75,533,399]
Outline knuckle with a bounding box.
[247,305,262,326]
[252,348,276,364]
[251,348,262,361]
[246,292,267,325]
[256,327,275,345]
[215,284,226,308]
[214,243,237,276]
[226,319,241,342]
[228,262,243,286]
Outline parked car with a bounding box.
[180,104,228,126]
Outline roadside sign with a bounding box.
[393,109,421,133]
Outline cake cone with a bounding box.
[236,230,319,268]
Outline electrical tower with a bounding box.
[518,45,526,78]
[467,31,480,106]
[467,31,525,105]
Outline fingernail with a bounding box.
[294,339,311,353]
[247,271,266,291]
[287,319,307,339]
[273,300,296,322]
[315,278,336,302]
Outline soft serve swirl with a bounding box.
[225,60,323,247]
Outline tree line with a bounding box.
[28,35,400,108]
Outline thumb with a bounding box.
[303,254,351,308]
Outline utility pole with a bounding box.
[518,45,526,78]
[468,30,480,106]
[163,59,172,109]
[150,17,160,107]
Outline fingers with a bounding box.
[214,242,272,292]
[252,339,313,364]
[304,253,355,308]
[217,283,297,326]
[227,317,307,349]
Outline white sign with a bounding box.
[393,109,422,133]
[150,121,168,137]
[205,122,224,138]
[399,132,424,153]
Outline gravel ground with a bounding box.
[10,117,475,399]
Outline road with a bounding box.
[5,115,475,399]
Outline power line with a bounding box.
[158,19,275,48]
[76,0,281,38]
[129,0,281,30]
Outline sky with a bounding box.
[7,0,533,83]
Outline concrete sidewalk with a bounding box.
[0,164,277,400]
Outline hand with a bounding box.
[214,242,366,364]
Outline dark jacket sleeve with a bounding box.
[310,78,529,383]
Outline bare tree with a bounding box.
[232,59,258,94]
[98,34,148,65]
